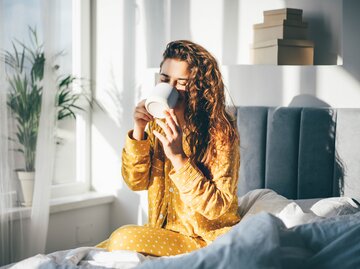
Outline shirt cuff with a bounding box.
[169,159,204,192]
[124,130,150,156]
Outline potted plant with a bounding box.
[2,27,92,206]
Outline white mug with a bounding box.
[145,82,179,119]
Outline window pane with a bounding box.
[2,0,76,186]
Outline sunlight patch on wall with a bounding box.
[282,66,301,105]
[189,0,223,62]
[91,125,122,194]
[94,0,125,128]
[317,66,360,108]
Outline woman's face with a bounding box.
[159,58,189,108]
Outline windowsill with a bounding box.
[5,192,115,220]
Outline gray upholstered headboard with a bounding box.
[236,106,360,200]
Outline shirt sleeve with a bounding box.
[121,122,154,191]
[169,141,240,220]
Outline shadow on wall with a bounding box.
[224,65,284,106]
[342,0,360,84]
[288,94,330,107]
[298,67,317,97]
[170,0,192,41]
[284,0,341,65]
[305,16,338,65]
[285,0,360,87]
[222,0,239,64]
[143,0,168,68]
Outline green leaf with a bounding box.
[2,26,95,170]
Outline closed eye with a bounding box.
[178,81,187,86]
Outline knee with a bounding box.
[107,225,139,251]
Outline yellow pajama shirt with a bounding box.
[99,120,241,256]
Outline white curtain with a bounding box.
[0,0,58,264]
[0,1,17,264]
[0,60,17,265]
[26,0,57,258]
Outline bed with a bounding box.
[4,106,360,269]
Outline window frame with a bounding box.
[51,0,92,198]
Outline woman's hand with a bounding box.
[133,99,154,140]
[153,109,189,170]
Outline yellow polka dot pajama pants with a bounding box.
[96,225,207,257]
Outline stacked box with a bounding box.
[252,8,314,65]
[252,39,314,65]
[253,20,308,43]
[264,8,303,24]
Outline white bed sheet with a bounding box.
[2,247,160,269]
[3,189,359,269]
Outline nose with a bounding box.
[168,79,177,88]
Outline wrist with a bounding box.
[171,154,189,171]
[133,125,145,141]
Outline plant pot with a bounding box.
[17,171,35,207]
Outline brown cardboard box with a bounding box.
[264,8,303,24]
[254,20,308,43]
[252,39,314,65]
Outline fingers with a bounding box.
[138,99,146,106]
[134,111,153,122]
[167,109,180,129]
[164,111,178,134]
[153,130,168,146]
[155,109,181,138]
[135,106,154,122]
[155,119,173,139]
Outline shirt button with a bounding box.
[159,214,163,219]
[169,187,174,193]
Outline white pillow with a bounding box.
[237,189,291,218]
[238,189,360,228]
[310,197,359,217]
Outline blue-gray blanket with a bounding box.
[137,212,360,269]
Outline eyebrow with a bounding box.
[160,72,188,81]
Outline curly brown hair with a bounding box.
[160,40,239,169]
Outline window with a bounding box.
[52,0,92,198]
[1,0,92,201]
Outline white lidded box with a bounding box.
[264,8,303,24]
[251,39,314,65]
[253,20,308,43]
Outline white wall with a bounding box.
[91,0,147,233]
[91,0,360,233]
[10,204,110,262]
[46,204,110,253]
[222,0,360,107]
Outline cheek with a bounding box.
[177,90,186,99]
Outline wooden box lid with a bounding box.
[254,20,308,29]
[252,39,314,49]
[264,8,303,16]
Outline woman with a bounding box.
[98,40,241,256]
